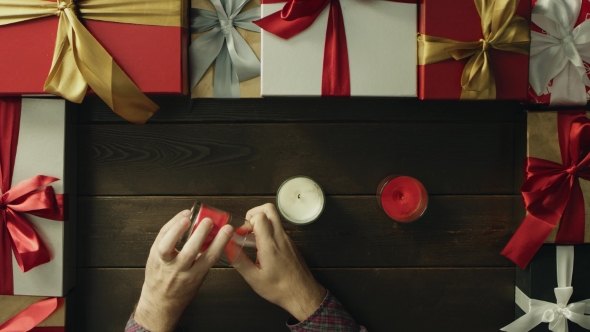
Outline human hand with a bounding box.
[227,203,326,322]
[134,209,234,332]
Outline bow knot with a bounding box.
[566,164,580,176]
[543,306,572,323]
[55,1,75,17]
[479,38,491,52]
[560,34,574,45]
[220,19,234,35]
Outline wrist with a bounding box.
[134,289,184,332]
[284,282,327,322]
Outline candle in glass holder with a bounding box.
[276,176,325,225]
[176,202,255,251]
[377,175,428,222]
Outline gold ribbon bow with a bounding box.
[0,0,186,124]
[417,0,530,100]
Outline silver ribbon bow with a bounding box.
[529,0,590,106]
[501,246,590,332]
[189,0,260,98]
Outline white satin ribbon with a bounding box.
[529,0,590,105]
[502,246,590,332]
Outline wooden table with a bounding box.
[72,96,526,331]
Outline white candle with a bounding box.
[276,176,325,225]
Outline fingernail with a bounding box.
[223,225,234,235]
[182,209,191,216]
[201,218,213,227]
[180,218,189,226]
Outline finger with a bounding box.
[246,203,284,235]
[155,210,191,243]
[176,217,214,269]
[157,216,190,261]
[225,239,258,280]
[193,224,234,270]
[248,212,275,250]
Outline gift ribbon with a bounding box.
[0,0,187,124]
[501,246,590,332]
[417,0,531,100]
[0,98,64,295]
[255,0,415,97]
[190,0,261,98]
[502,112,590,269]
[529,0,590,106]
[0,297,63,332]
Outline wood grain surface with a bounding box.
[77,196,520,268]
[78,123,517,196]
[74,97,529,331]
[78,96,525,123]
[75,267,514,332]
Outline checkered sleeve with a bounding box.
[125,314,150,332]
[287,290,367,332]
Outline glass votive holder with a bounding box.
[176,201,256,258]
[276,176,325,225]
[377,175,428,223]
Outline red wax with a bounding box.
[379,176,427,222]
[189,204,230,251]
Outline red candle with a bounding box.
[377,175,428,222]
[182,203,230,251]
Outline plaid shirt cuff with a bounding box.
[286,290,367,332]
[125,313,150,332]
[125,313,184,332]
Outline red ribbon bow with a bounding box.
[255,0,415,97]
[502,111,590,269]
[0,98,64,295]
[0,297,64,332]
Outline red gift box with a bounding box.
[418,0,531,100]
[0,0,188,124]
[0,19,187,95]
[527,0,590,105]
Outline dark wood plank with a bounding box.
[78,123,517,195]
[79,96,524,123]
[77,196,519,268]
[74,267,515,332]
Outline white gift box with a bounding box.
[5,98,76,297]
[260,0,417,97]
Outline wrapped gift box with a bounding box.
[190,0,261,98]
[0,98,76,297]
[418,0,531,100]
[0,296,66,331]
[527,0,590,106]
[0,1,188,96]
[527,111,590,243]
[506,245,590,332]
[259,0,417,97]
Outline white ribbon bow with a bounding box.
[501,246,590,332]
[529,0,590,105]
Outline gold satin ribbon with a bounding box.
[418,0,530,100]
[0,0,186,124]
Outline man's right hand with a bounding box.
[226,203,327,322]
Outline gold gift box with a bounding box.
[0,295,65,329]
[191,0,261,98]
[528,111,590,242]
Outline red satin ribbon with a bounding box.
[255,0,415,96]
[0,98,64,295]
[0,297,63,332]
[502,111,590,269]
